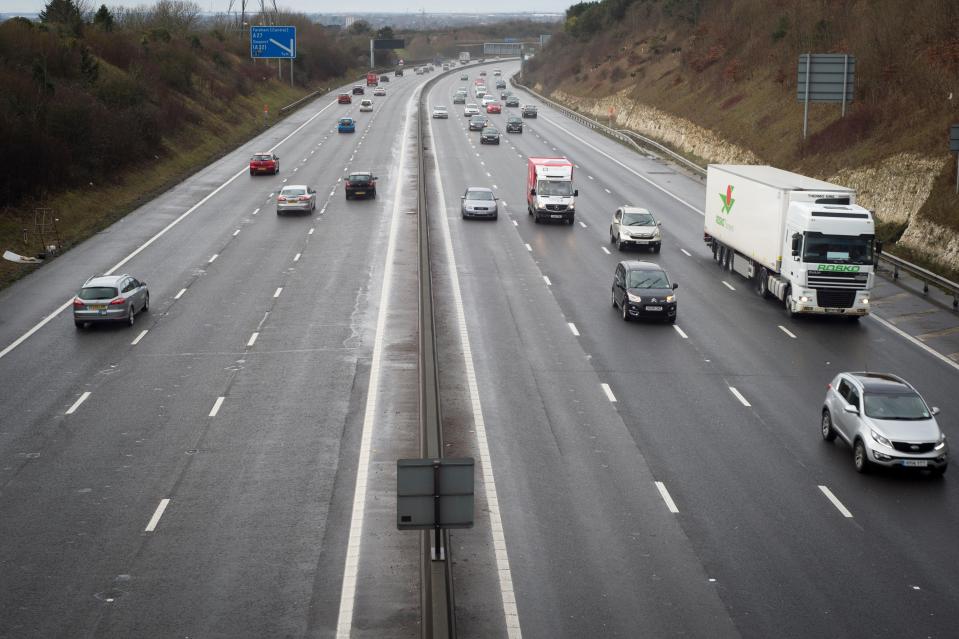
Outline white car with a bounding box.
[373,87,386,96]
[464,104,480,116]
[481,95,496,106]
[493,69,502,76]
[359,99,373,112]
[432,105,449,119]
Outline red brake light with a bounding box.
[109,297,125,306]
[827,383,832,390]
[299,195,309,201]
[73,298,85,308]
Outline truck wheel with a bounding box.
[784,288,796,318]
[757,268,770,298]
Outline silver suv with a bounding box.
[73,274,149,328]
[821,372,947,475]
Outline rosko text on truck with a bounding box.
[704,165,875,318]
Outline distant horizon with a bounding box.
[3,2,569,15]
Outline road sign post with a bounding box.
[950,125,959,193]
[797,53,855,139]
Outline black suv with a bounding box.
[522,105,538,118]
[352,85,365,95]
[505,117,523,133]
[505,96,520,107]
[611,261,678,323]
[345,171,377,200]
[480,127,501,144]
[469,115,488,131]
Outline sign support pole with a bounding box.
[955,153,958,194]
[841,54,849,118]
[370,39,374,70]
[290,58,293,88]
[802,54,811,139]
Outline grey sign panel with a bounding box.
[951,125,959,152]
[373,38,404,50]
[484,42,522,56]
[797,54,855,103]
[397,458,474,530]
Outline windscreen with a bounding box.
[863,393,930,420]
[339,119,352,125]
[627,270,670,289]
[253,154,272,162]
[802,233,873,265]
[623,212,655,226]
[537,180,573,197]
[79,287,118,299]
[467,190,494,201]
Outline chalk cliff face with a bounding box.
[538,86,957,272]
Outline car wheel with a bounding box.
[127,305,136,327]
[853,439,870,473]
[652,244,661,253]
[930,464,947,477]
[143,294,150,313]
[667,313,677,324]
[621,299,630,322]
[274,165,279,174]
[74,320,84,329]
[493,213,498,220]
[616,234,624,251]
[611,289,617,308]
[249,169,255,175]
[821,410,837,441]
[610,229,616,244]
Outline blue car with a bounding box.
[338,117,355,133]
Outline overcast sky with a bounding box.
[6,0,568,13]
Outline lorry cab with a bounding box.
[366,72,378,86]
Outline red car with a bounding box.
[249,152,279,175]
[486,102,502,114]
[338,93,352,104]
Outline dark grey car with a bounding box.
[469,115,488,131]
[611,261,677,323]
[73,274,149,328]
[480,127,500,144]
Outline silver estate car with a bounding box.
[461,187,498,220]
[73,274,149,328]
[276,185,316,215]
[822,372,948,475]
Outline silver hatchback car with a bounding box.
[822,372,948,475]
[461,187,498,220]
[73,274,149,328]
[276,185,316,215]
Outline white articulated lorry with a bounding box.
[704,165,876,318]
[459,51,470,65]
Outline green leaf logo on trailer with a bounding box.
[817,264,861,272]
[719,184,735,214]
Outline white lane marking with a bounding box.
[273,287,283,298]
[131,329,148,346]
[778,325,797,339]
[578,221,587,228]
[309,227,315,235]
[601,246,611,255]
[680,248,692,257]
[208,396,225,417]
[253,208,260,215]
[247,332,259,347]
[174,288,186,300]
[268,193,274,199]
[492,184,498,189]
[601,383,617,403]
[480,161,485,166]
[722,281,736,291]
[568,322,580,336]
[501,202,508,207]
[588,175,595,180]
[487,172,492,177]
[574,164,580,168]
[293,167,298,172]
[543,275,552,286]
[868,313,959,373]
[525,243,532,252]
[426,99,523,639]
[655,481,680,513]
[336,86,415,639]
[282,178,288,183]
[539,115,703,214]
[517,153,522,158]
[65,391,91,415]
[0,98,341,363]
[604,187,611,194]
[673,325,688,339]
[512,220,518,226]
[144,498,170,532]
[233,229,240,237]
[293,253,301,262]
[818,485,853,518]
[208,254,218,264]
[729,387,751,407]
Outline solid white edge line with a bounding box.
[131,329,148,345]
[335,85,415,639]
[247,332,259,347]
[174,288,186,300]
[654,481,680,514]
[273,287,283,298]
[65,391,91,415]
[309,227,315,235]
[208,254,218,264]
[0,98,339,361]
[208,396,225,417]
[601,383,617,403]
[525,243,532,252]
[543,275,552,286]
[512,220,518,226]
[144,498,170,532]
[778,325,797,339]
[568,322,580,336]
[729,386,751,407]
[818,485,853,518]
[722,281,736,291]
[233,229,240,237]
[426,87,523,639]
[673,325,688,339]
[538,114,703,214]
[868,313,959,373]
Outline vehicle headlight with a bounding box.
[935,433,947,450]
[861,297,869,305]
[627,293,642,303]
[568,202,575,210]
[665,295,675,303]
[871,429,891,447]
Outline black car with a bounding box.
[352,85,365,95]
[505,117,523,133]
[345,171,377,200]
[522,105,538,118]
[468,115,488,131]
[505,97,520,108]
[395,69,404,76]
[480,127,501,144]
[611,261,678,323]
[496,80,506,89]
[380,75,390,82]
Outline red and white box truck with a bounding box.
[527,157,578,225]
